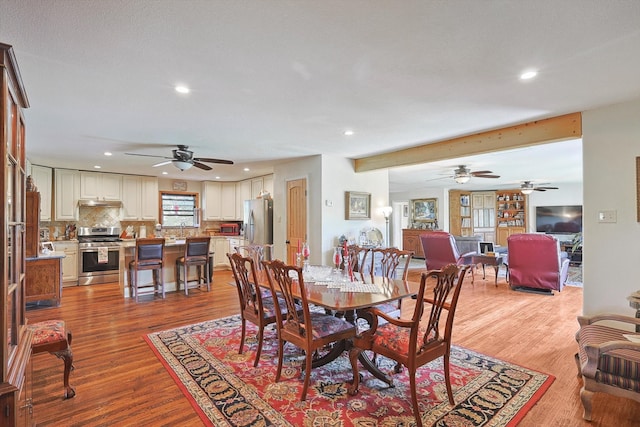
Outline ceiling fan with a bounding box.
[124,145,233,171]
[520,181,559,194]
[452,165,500,184]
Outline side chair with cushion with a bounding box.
[348,264,469,427]
[28,319,75,399]
[341,244,371,281]
[506,233,569,294]
[575,314,640,420]
[235,244,274,270]
[227,252,288,367]
[367,247,414,317]
[262,259,357,401]
[176,236,211,295]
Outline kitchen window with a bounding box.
[160,191,200,227]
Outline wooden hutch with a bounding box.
[0,43,33,425]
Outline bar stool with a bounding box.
[176,236,211,295]
[129,237,165,302]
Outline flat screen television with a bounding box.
[535,205,582,234]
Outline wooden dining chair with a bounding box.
[367,247,414,317]
[235,244,274,270]
[262,259,357,401]
[348,264,469,427]
[227,252,287,367]
[128,237,165,302]
[341,244,371,280]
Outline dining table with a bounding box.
[251,266,421,387]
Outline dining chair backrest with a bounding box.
[369,247,413,281]
[262,259,309,332]
[228,252,264,320]
[235,244,273,270]
[343,245,371,280]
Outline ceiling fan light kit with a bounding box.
[452,165,499,184]
[454,175,471,184]
[124,144,233,172]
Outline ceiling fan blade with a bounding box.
[193,161,212,171]
[537,186,559,190]
[194,157,234,165]
[533,188,547,191]
[125,152,171,159]
[474,174,500,179]
[152,160,173,167]
[470,170,493,175]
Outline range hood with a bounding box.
[77,199,122,208]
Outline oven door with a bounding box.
[79,246,121,285]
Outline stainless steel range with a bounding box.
[78,226,121,285]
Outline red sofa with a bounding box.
[506,233,570,293]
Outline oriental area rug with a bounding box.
[145,316,554,427]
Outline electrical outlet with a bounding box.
[598,210,617,223]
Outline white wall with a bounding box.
[582,97,640,316]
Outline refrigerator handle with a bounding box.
[248,210,255,243]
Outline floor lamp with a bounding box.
[381,206,393,247]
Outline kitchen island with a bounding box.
[119,238,215,298]
[26,251,66,307]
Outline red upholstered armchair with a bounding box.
[506,233,570,293]
[419,231,476,271]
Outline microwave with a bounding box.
[219,223,240,236]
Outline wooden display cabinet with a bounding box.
[496,190,527,246]
[449,190,472,236]
[402,229,439,259]
[1,43,34,426]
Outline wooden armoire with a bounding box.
[0,42,33,425]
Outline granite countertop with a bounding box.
[26,251,66,261]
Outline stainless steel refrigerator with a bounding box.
[243,198,273,246]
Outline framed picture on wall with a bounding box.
[411,198,437,222]
[345,191,371,220]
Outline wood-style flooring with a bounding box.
[26,267,640,426]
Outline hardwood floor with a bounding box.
[27,268,640,426]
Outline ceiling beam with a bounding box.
[354,112,582,172]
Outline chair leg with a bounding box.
[409,369,423,427]
[275,338,284,383]
[254,326,264,367]
[300,351,312,401]
[160,266,165,299]
[347,346,363,395]
[580,385,593,421]
[443,352,454,405]
[239,318,246,355]
[53,344,75,399]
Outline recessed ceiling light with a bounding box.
[104,151,112,156]
[175,85,190,94]
[215,176,221,180]
[162,171,168,175]
[94,165,101,169]
[520,70,538,80]
[244,168,250,172]
[344,130,354,136]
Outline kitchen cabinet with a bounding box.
[251,177,264,199]
[121,175,158,221]
[212,237,231,267]
[54,241,79,286]
[80,171,122,201]
[55,168,80,220]
[31,164,52,221]
[221,182,236,220]
[236,179,251,221]
[26,192,41,258]
[203,181,222,220]
[1,42,34,426]
[263,174,274,197]
[26,256,63,306]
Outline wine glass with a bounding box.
[302,242,310,271]
[333,247,342,272]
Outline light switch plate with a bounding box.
[598,210,617,223]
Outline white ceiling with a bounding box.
[1,1,639,191]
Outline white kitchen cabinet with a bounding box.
[31,164,53,221]
[121,175,158,221]
[54,168,80,220]
[221,182,236,220]
[54,240,79,286]
[203,181,222,220]
[212,237,230,267]
[251,177,264,199]
[263,174,274,197]
[80,171,122,201]
[236,179,251,221]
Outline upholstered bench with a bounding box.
[575,314,640,420]
[28,320,76,399]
